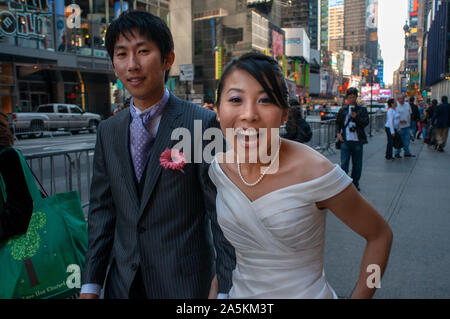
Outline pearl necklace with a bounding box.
[237,138,281,187]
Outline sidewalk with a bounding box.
[322,131,450,298]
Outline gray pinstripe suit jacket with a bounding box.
[81,93,235,298]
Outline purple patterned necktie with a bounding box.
[129,90,170,182]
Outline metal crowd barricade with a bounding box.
[10,120,52,139]
[368,112,387,136]
[24,146,95,216]
[305,119,337,154]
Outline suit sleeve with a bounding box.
[198,114,236,294]
[82,121,116,286]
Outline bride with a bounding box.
[208,52,393,299]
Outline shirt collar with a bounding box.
[130,88,170,117]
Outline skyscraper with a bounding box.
[343,0,378,75]
[281,0,309,29]
[319,0,329,51]
[308,0,320,50]
[344,0,367,75]
[329,0,344,52]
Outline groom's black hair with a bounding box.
[105,10,174,83]
[215,52,289,110]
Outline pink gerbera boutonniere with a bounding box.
[159,148,186,173]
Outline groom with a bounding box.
[80,10,235,298]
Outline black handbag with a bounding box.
[336,116,351,150]
[393,130,403,149]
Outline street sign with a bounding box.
[179,64,194,82]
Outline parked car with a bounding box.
[10,104,102,138]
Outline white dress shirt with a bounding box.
[396,102,412,129]
[345,106,359,141]
[385,108,400,135]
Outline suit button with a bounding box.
[138,226,146,234]
[131,263,138,271]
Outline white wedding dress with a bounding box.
[208,158,353,299]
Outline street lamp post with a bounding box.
[403,21,410,95]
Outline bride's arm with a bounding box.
[317,185,393,299]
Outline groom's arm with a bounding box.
[81,121,116,297]
[199,114,236,296]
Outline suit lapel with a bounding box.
[118,111,140,212]
[139,94,183,215]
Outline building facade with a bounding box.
[425,2,450,100]
[192,0,288,103]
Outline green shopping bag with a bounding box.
[0,148,88,299]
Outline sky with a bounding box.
[378,0,409,86]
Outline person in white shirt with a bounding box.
[394,95,415,158]
[384,99,401,160]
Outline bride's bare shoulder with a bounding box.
[282,139,336,182]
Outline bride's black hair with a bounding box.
[215,52,289,110]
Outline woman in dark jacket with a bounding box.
[0,111,33,242]
[283,100,312,144]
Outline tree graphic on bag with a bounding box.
[8,211,47,287]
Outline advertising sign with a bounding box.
[361,83,380,101]
[342,51,352,76]
[411,71,420,84]
[366,0,378,29]
[271,30,284,59]
[379,89,392,100]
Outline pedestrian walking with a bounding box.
[424,99,438,146]
[431,96,450,152]
[336,87,369,191]
[384,99,401,161]
[416,100,426,140]
[409,96,420,142]
[395,95,415,158]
